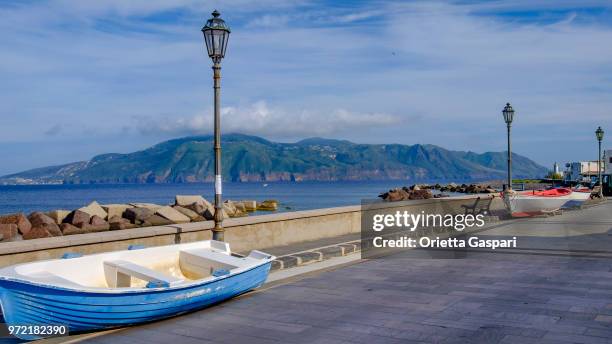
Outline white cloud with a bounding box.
[137,101,401,139]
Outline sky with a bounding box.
[1,0,612,176]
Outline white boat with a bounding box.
[503,188,574,216]
[0,240,275,340]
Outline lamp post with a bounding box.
[502,103,515,191]
[595,126,604,198]
[202,10,230,241]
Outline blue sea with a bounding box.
[0,181,432,216]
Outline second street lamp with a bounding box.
[596,126,604,198]
[502,103,515,191]
[202,10,231,241]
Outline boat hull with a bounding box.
[0,262,271,340]
[562,191,591,209]
[504,189,574,217]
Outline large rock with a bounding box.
[47,210,71,225]
[102,204,133,219]
[79,201,108,220]
[185,202,206,215]
[379,189,409,202]
[257,200,279,211]
[240,200,257,212]
[233,202,247,212]
[60,223,88,236]
[203,205,229,221]
[0,224,18,241]
[129,203,163,211]
[23,226,53,240]
[65,210,91,227]
[223,201,238,216]
[123,208,155,224]
[28,212,62,236]
[172,206,205,222]
[224,201,247,218]
[108,216,138,230]
[0,213,32,235]
[175,195,212,208]
[89,215,110,231]
[155,206,191,224]
[408,189,433,200]
[142,215,174,227]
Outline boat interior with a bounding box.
[3,241,273,290]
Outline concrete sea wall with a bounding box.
[0,196,505,267]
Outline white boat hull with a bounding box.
[505,191,574,216]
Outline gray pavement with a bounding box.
[63,200,612,343]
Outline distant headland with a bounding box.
[0,134,547,185]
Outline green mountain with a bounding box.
[0,134,547,184]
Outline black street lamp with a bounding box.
[202,10,231,241]
[502,103,515,190]
[595,126,604,198]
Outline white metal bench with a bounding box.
[104,260,183,288]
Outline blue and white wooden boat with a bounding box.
[0,240,274,340]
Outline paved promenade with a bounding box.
[62,201,612,343]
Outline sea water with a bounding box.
[0,181,460,215]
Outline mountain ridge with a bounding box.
[0,134,547,185]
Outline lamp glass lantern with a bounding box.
[502,103,514,125]
[202,10,231,63]
[596,126,604,142]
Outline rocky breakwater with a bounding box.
[379,183,499,202]
[378,185,435,202]
[0,196,281,242]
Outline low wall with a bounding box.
[0,195,504,267]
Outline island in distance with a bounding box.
[0,134,547,185]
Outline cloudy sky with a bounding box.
[1,0,611,175]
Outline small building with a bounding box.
[564,161,602,182]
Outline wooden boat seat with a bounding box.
[179,248,245,277]
[104,260,183,288]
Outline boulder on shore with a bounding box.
[65,210,91,227]
[79,201,108,220]
[47,210,71,225]
[23,226,53,240]
[172,206,205,222]
[408,189,433,200]
[379,187,433,201]
[203,205,229,221]
[102,204,133,219]
[142,215,174,227]
[240,200,257,212]
[185,202,206,216]
[89,215,110,230]
[123,207,155,224]
[379,188,410,202]
[175,195,212,208]
[0,213,32,235]
[156,206,191,224]
[129,203,163,211]
[0,224,18,241]
[60,223,89,236]
[108,216,137,230]
[28,212,62,237]
[257,200,279,211]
